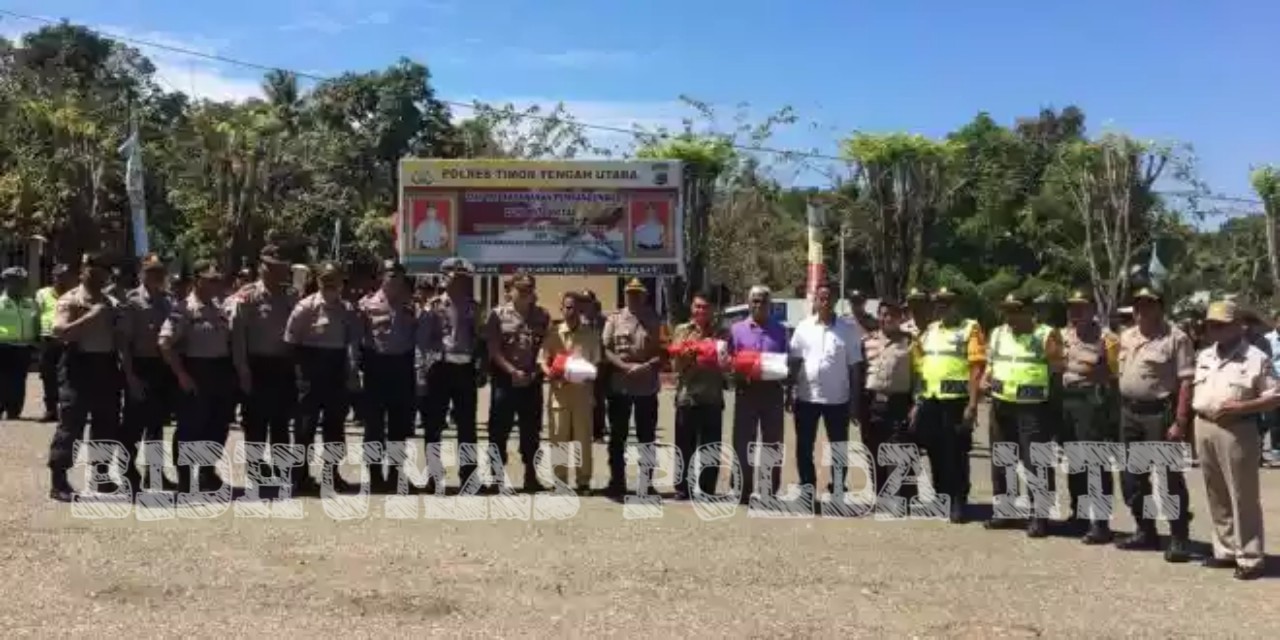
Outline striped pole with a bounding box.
[805,202,826,313]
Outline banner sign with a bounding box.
[398,159,683,275]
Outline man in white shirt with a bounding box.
[633,204,665,250]
[415,203,448,250]
[788,282,864,507]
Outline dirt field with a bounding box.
[1,375,1277,638]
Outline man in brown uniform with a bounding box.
[1192,300,1275,580]
[671,292,730,500]
[862,299,914,497]
[540,291,603,493]
[159,261,235,493]
[228,246,298,484]
[48,253,123,502]
[485,273,551,492]
[601,278,664,497]
[417,258,484,492]
[120,254,176,491]
[285,262,360,494]
[357,260,418,492]
[1115,287,1195,562]
[1060,289,1120,544]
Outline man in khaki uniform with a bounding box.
[671,292,730,500]
[1115,287,1195,562]
[228,246,298,483]
[601,278,664,497]
[356,260,418,492]
[540,291,602,493]
[1060,289,1120,544]
[285,262,360,494]
[159,261,235,492]
[485,273,551,492]
[119,254,176,491]
[47,253,123,502]
[1192,300,1275,580]
[862,298,914,496]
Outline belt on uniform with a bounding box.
[1122,398,1169,414]
[442,353,472,364]
[1062,383,1101,395]
[869,391,911,403]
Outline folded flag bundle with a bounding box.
[549,353,598,383]
[731,351,789,381]
[667,339,730,369]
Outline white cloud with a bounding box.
[95,25,264,101]
[527,49,641,69]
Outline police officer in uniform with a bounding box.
[1059,289,1119,543]
[861,298,913,496]
[1115,287,1195,562]
[485,273,551,492]
[357,260,417,492]
[581,289,609,443]
[601,278,664,496]
[48,253,123,501]
[228,246,297,484]
[417,258,484,492]
[983,292,1064,537]
[0,267,38,419]
[285,262,360,494]
[119,255,176,490]
[159,260,236,492]
[35,264,75,422]
[540,291,603,493]
[911,287,986,523]
[903,287,931,338]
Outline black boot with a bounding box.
[948,499,967,524]
[198,467,225,492]
[1116,523,1160,550]
[366,465,387,494]
[1164,524,1192,563]
[523,466,545,493]
[327,466,355,493]
[49,469,75,502]
[94,464,119,494]
[1082,521,1113,545]
[1026,518,1049,538]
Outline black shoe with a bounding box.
[948,502,967,524]
[1026,518,1049,538]
[604,482,626,498]
[984,518,1020,530]
[1116,528,1159,551]
[673,491,690,502]
[523,469,545,493]
[50,470,75,502]
[330,474,356,494]
[97,480,121,494]
[4,412,19,420]
[39,412,57,423]
[1082,523,1113,545]
[1164,537,1192,563]
[294,475,321,496]
[1202,557,1236,569]
[198,468,226,492]
[1234,565,1264,580]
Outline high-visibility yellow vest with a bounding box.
[0,294,38,345]
[35,287,58,337]
[990,324,1052,404]
[919,320,976,400]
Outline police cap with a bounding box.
[440,257,475,276]
[1,266,27,280]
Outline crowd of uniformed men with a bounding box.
[0,249,1273,580]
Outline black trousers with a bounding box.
[38,338,62,417]
[1062,387,1116,522]
[989,400,1057,516]
[174,358,234,473]
[48,351,120,471]
[915,397,972,502]
[0,344,32,419]
[794,400,850,492]
[420,361,479,486]
[294,347,350,479]
[862,392,913,495]
[1119,399,1190,535]
[361,351,415,472]
[488,372,543,474]
[675,403,724,495]
[122,356,176,478]
[592,364,610,441]
[241,355,296,468]
[607,394,659,487]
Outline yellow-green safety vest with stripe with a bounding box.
[35,286,58,337]
[0,293,38,345]
[919,320,976,400]
[990,324,1052,404]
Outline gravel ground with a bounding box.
[1,375,1277,638]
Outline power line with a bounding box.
[0,8,1268,206]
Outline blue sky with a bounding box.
[1,0,1276,214]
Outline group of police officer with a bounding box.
[855,285,1271,580]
